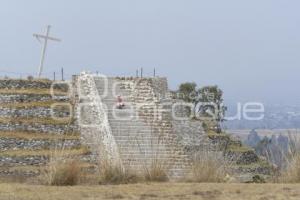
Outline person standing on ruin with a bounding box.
[116,95,125,109]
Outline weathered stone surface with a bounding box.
[0,156,48,167]
[0,107,71,118]
[0,123,77,134]
[0,169,40,177]
[0,138,81,151]
[0,79,68,90]
[0,94,69,103]
[226,150,259,165]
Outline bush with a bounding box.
[42,159,81,186]
[98,162,140,185]
[143,159,168,182]
[252,175,266,183]
[51,160,81,186]
[41,145,82,186]
[281,154,300,183]
[188,151,232,183]
[27,75,34,81]
[280,135,300,183]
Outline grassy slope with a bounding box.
[0,183,299,200]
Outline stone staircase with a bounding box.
[75,74,273,181]
[92,76,191,177]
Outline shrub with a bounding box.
[275,134,300,183]
[42,158,81,186]
[51,160,81,186]
[284,155,300,183]
[27,75,34,81]
[98,161,140,185]
[41,145,82,186]
[247,175,265,183]
[188,151,232,183]
[143,159,168,182]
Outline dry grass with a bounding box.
[97,158,168,184]
[0,146,90,157]
[46,160,81,186]
[279,135,300,183]
[0,131,80,140]
[98,161,140,185]
[188,151,233,183]
[0,117,71,125]
[135,128,169,182]
[0,88,68,95]
[282,155,300,183]
[0,183,299,200]
[143,159,168,182]
[40,144,89,186]
[0,101,62,109]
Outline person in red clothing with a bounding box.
[116,95,125,109]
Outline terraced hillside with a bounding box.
[0,79,93,182]
[0,76,272,182]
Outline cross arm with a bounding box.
[33,34,61,42]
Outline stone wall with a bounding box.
[0,138,81,151]
[0,79,68,91]
[172,120,209,152]
[0,107,71,118]
[75,73,121,166]
[129,78,193,177]
[0,155,48,167]
[0,123,77,134]
[0,79,77,134]
[0,94,62,103]
[150,77,169,100]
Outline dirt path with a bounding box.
[0,182,299,200]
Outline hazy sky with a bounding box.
[1,0,299,105]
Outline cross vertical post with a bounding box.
[61,67,64,81]
[33,25,61,78]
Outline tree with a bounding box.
[177,83,227,133]
[27,75,34,81]
[197,85,226,123]
[178,82,197,103]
